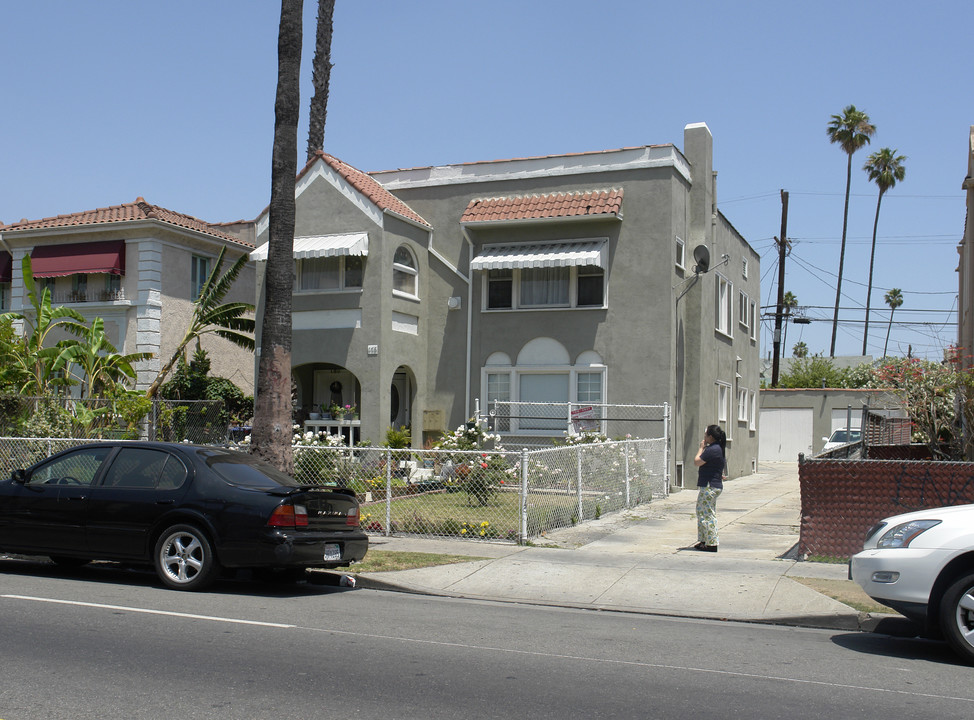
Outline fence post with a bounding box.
[384,448,392,537]
[519,448,529,544]
[576,445,583,523]
[624,439,631,508]
[663,402,670,492]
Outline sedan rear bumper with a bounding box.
[238,528,369,569]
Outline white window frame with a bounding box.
[742,257,749,279]
[483,265,605,311]
[392,246,419,299]
[749,391,757,431]
[715,274,733,337]
[737,388,749,423]
[675,236,686,271]
[749,301,757,341]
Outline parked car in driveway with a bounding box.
[850,503,974,663]
[0,442,368,591]
[821,428,861,452]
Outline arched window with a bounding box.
[393,246,418,298]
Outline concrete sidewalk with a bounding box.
[354,462,902,631]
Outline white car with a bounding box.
[821,428,861,452]
[850,504,974,662]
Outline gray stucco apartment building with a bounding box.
[252,123,761,481]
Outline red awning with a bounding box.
[31,240,125,278]
[0,252,10,283]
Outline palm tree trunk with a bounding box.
[830,154,853,357]
[862,192,884,356]
[306,0,335,162]
[884,307,895,357]
[251,0,302,474]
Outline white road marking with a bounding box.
[1,594,296,628]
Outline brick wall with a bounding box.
[798,458,974,559]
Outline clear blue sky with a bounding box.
[1,1,971,361]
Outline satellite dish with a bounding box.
[692,245,710,274]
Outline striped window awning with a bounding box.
[470,241,606,271]
[250,232,369,261]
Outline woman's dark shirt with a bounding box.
[697,443,724,489]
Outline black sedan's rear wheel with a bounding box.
[154,524,220,591]
[939,572,974,664]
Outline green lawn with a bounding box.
[359,487,596,540]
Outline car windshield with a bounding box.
[200,449,302,489]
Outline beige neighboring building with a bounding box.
[0,198,256,393]
[959,125,974,368]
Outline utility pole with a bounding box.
[771,190,789,387]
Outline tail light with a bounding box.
[346,506,360,527]
[267,504,309,528]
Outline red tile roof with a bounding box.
[0,198,253,247]
[460,189,624,224]
[306,151,430,228]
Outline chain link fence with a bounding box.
[0,396,226,444]
[486,401,669,449]
[284,439,667,542]
[0,430,667,544]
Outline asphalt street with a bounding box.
[1,562,972,720]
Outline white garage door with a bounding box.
[759,408,814,462]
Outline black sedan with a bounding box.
[0,442,368,591]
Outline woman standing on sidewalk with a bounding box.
[693,424,726,552]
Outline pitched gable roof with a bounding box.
[306,151,430,228]
[461,189,624,224]
[0,198,254,248]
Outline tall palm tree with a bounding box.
[144,246,255,399]
[782,291,798,356]
[827,105,875,357]
[861,148,906,356]
[792,341,808,359]
[251,0,303,473]
[883,288,903,357]
[306,0,335,162]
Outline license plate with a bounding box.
[324,543,341,561]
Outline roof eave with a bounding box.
[461,212,623,229]
[0,218,255,250]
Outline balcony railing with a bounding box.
[49,289,126,304]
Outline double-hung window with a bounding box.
[716,382,731,432]
[715,274,732,336]
[738,291,749,332]
[191,255,210,300]
[72,274,88,302]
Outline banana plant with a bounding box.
[0,255,87,395]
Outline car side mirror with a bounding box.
[11,469,26,485]
[822,437,829,443]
